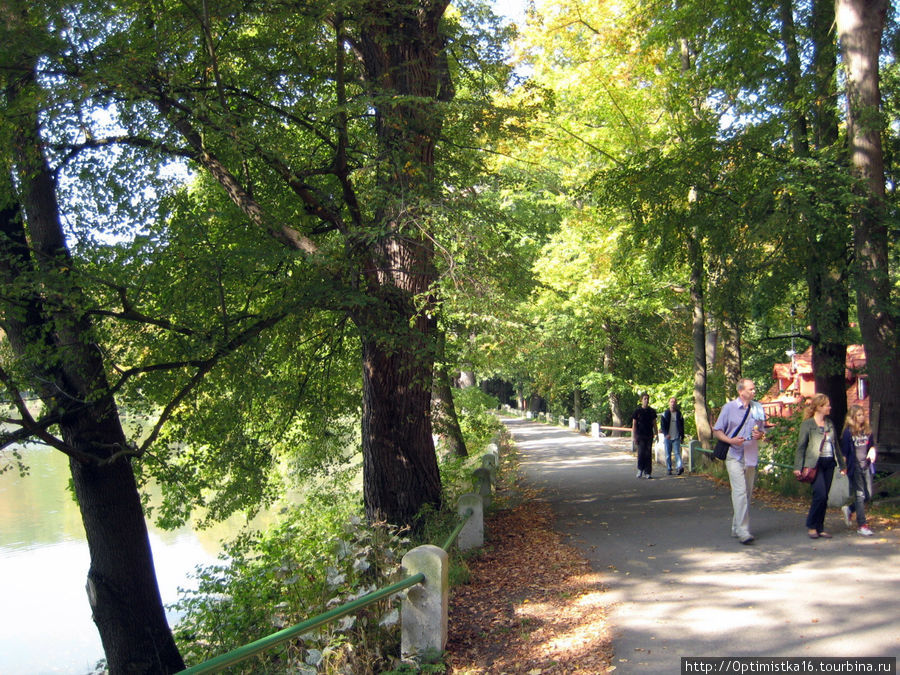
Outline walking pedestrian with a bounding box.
[713,378,766,545]
[631,393,658,479]
[660,397,685,475]
[839,405,877,537]
[794,394,845,539]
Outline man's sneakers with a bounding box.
[740,535,755,545]
[841,505,853,528]
[858,526,874,537]
[677,467,684,475]
[637,470,644,478]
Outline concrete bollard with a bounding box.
[689,439,702,472]
[472,467,492,509]
[401,545,448,662]
[568,416,576,430]
[591,422,600,438]
[481,452,498,479]
[456,493,484,550]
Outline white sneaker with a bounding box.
[841,505,853,528]
[637,471,644,478]
[857,526,874,537]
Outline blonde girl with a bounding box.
[840,405,876,536]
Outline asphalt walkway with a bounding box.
[504,417,900,674]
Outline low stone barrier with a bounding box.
[400,442,499,662]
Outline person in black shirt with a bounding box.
[631,393,658,478]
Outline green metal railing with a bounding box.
[442,508,474,551]
[179,507,476,674]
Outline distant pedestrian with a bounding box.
[631,393,658,479]
[660,397,685,475]
[713,378,766,545]
[839,405,877,537]
[794,394,845,539]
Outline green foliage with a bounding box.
[171,430,506,673]
[750,409,806,497]
[759,408,804,471]
[172,488,408,674]
[453,387,501,449]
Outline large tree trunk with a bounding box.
[354,0,450,524]
[2,70,183,672]
[360,324,442,523]
[779,0,850,428]
[836,0,900,458]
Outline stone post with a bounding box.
[401,545,448,662]
[591,422,600,438]
[472,467,492,509]
[456,493,484,550]
[689,439,701,472]
[481,452,498,481]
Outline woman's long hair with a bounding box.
[842,404,871,436]
[804,393,830,419]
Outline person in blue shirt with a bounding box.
[713,379,766,544]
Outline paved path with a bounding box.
[505,417,900,674]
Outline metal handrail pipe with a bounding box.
[178,572,426,674]
[441,508,474,551]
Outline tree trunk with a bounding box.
[2,75,183,672]
[688,228,713,447]
[807,264,850,430]
[780,0,850,428]
[355,0,451,524]
[836,0,900,456]
[360,324,443,523]
[721,316,742,397]
[432,333,467,458]
[573,387,582,420]
[602,321,624,436]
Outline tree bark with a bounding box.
[688,228,713,447]
[353,0,451,524]
[836,0,900,455]
[602,321,624,436]
[779,0,850,427]
[721,316,742,397]
[2,69,183,672]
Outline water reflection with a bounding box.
[0,444,270,674]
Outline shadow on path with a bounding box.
[505,417,900,674]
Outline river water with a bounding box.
[0,444,272,674]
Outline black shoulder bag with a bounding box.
[713,405,752,460]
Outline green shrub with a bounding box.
[453,387,501,449]
[173,430,508,674]
[172,487,407,674]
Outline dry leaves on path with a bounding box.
[445,497,613,675]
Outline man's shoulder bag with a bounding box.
[713,405,751,460]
